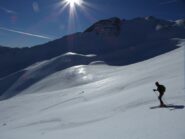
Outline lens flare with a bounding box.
[55,0,97,34]
[64,0,83,8]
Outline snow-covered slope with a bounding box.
[0,16,185,79]
[1,16,185,97]
[0,52,97,99]
[0,40,184,139]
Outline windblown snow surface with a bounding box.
[0,41,184,139]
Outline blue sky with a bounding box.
[0,0,185,48]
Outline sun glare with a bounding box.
[55,0,95,34]
[64,0,83,8]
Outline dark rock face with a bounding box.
[84,17,121,36]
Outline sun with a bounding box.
[56,0,86,18]
[55,0,94,33]
[64,0,83,8]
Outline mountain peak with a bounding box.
[144,16,156,20]
[84,17,121,36]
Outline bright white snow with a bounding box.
[0,43,184,139]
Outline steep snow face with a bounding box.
[0,53,98,99]
[0,42,184,139]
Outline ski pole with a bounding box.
[153,90,158,97]
[153,90,159,103]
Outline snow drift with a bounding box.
[0,52,97,99]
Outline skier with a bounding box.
[153,81,166,107]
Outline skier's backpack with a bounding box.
[160,85,166,92]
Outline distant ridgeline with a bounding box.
[0,16,185,79]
